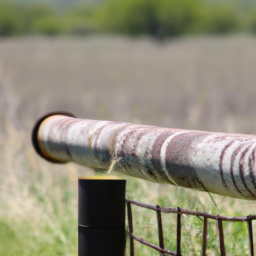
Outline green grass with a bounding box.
[0,219,77,256]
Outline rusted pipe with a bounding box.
[32,112,256,200]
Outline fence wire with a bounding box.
[126,199,255,256]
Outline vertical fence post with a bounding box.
[217,218,226,256]
[247,216,254,256]
[201,217,208,256]
[156,205,165,256]
[127,202,135,256]
[176,207,182,256]
[78,178,126,256]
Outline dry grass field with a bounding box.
[1,35,256,255]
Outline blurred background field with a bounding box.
[1,0,256,256]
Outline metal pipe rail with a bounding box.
[32,112,256,200]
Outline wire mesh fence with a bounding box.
[126,199,255,256]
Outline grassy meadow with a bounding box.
[1,36,256,255]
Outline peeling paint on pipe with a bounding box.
[32,113,256,200]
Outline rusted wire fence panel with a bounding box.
[126,199,255,256]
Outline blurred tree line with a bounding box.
[1,0,256,37]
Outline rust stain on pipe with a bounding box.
[32,113,256,200]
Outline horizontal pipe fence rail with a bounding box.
[126,199,255,256]
[32,112,256,200]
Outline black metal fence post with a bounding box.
[78,178,126,256]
